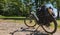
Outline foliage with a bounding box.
[0,0,60,17]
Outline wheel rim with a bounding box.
[24,15,36,27]
[25,19,36,26]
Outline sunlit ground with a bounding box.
[0,19,60,28]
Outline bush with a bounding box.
[1,3,22,16]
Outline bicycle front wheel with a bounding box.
[24,15,36,27]
[41,19,57,34]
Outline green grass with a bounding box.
[0,15,25,18]
[57,20,60,28]
[0,15,5,18]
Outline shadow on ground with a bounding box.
[10,27,50,35]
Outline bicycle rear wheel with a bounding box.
[24,15,36,27]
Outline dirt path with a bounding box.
[0,20,60,35]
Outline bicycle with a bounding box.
[24,6,57,34]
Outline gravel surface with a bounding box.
[0,20,60,35]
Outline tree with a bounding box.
[56,0,60,18]
[0,0,23,16]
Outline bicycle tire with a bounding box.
[41,18,57,34]
[24,14,37,27]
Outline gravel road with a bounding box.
[0,20,60,35]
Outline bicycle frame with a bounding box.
[31,11,39,21]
